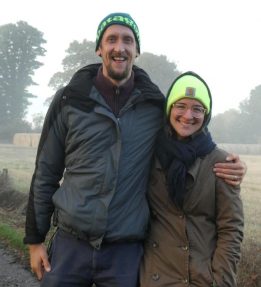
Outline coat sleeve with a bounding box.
[211,178,244,286]
[24,89,67,244]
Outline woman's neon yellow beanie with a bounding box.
[166,72,211,117]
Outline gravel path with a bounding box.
[0,247,40,287]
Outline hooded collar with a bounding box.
[65,64,164,104]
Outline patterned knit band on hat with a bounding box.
[166,71,211,117]
[95,12,140,53]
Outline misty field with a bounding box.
[0,144,36,192]
[0,144,260,286]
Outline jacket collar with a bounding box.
[66,64,164,104]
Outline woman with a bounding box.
[140,72,244,286]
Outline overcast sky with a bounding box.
[1,0,261,119]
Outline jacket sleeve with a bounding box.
[24,89,67,244]
[211,178,244,286]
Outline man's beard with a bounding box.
[107,65,130,81]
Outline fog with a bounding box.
[1,0,261,120]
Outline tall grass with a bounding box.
[237,155,261,286]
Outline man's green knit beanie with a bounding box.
[95,12,140,53]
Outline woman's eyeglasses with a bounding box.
[172,103,206,118]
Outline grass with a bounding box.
[236,155,261,287]
[0,144,37,192]
[0,223,27,253]
[0,222,30,267]
[0,145,260,286]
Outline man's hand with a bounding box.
[213,153,247,186]
[29,243,51,280]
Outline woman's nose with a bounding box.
[182,107,194,118]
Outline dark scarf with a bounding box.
[156,127,216,208]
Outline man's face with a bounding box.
[97,25,138,86]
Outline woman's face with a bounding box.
[170,98,206,140]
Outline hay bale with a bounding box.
[13,133,41,148]
[31,133,41,148]
[13,133,31,147]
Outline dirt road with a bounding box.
[0,246,40,287]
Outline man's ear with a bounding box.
[96,50,101,57]
[135,47,140,58]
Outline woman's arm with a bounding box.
[211,178,244,286]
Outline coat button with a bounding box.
[152,241,158,248]
[183,278,189,284]
[152,273,160,281]
[179,214,184,219]
[182,245,189,251]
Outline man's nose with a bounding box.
[114,40,125,52]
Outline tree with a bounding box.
[135,52,181,95]
[31,112,45,132]
[209,84,261,143]
[209,109,243,143]
[48,40,100,91]
[239,85,261,143]
[0,21,46,140]
[45,39,100,105]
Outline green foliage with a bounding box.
[0,223,27,253]
[135,52,181,95]
[0,21,46,140]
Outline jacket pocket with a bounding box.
[190,259,215,286]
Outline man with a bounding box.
[24,12,246,287]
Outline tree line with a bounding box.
[0,21,260,143]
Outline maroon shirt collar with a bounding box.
[93,67,134,99]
